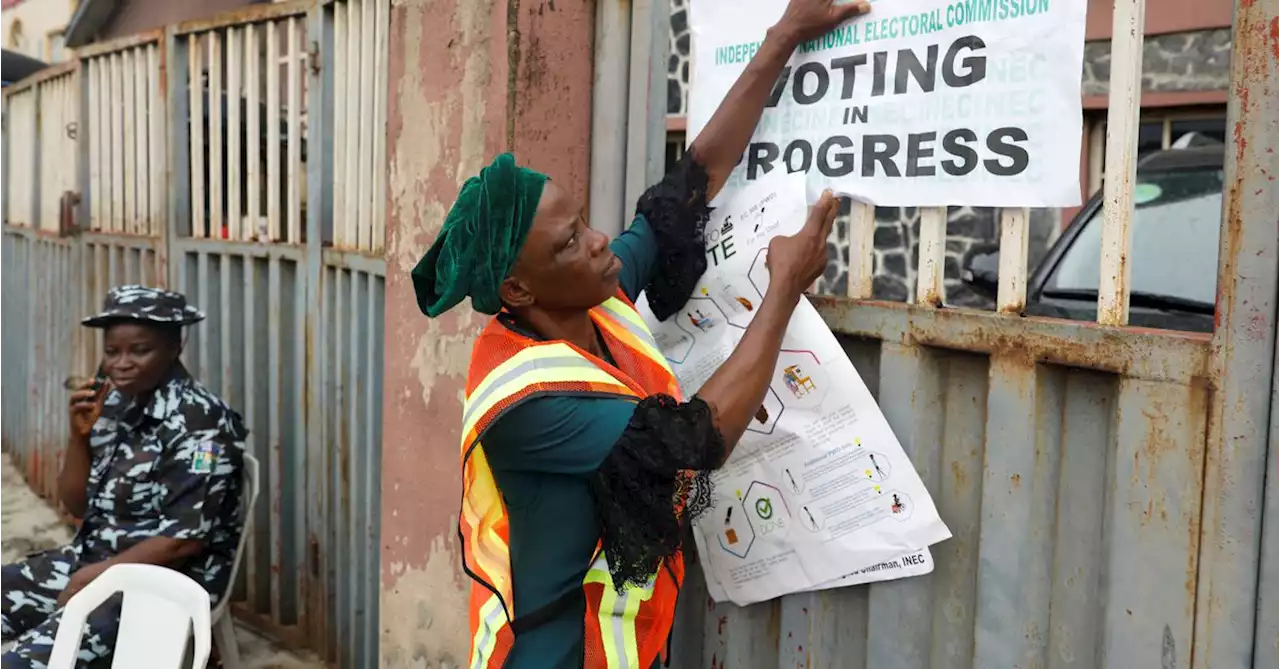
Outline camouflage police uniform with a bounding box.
[1,286,248,669]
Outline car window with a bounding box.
[1045,168,1224,305]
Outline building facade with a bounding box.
[2,0,78,62]
[664,0,1233,304]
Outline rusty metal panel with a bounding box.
[318,254,386,669]
[0,228,157,502]
[1255,365,1278,669]
[1192,0,1279,661]
[669,327,1232,669]
[157,2,386,663]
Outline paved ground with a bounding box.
[1,453,323,668]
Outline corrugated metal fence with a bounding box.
[1,1,388,666]
[660,0,1279,666]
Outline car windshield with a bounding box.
[1044,167,1224,306]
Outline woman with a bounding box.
[1,285,247,668]
[411,1,872,666]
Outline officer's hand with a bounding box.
[68,378,108,439]
[57,563,105,607]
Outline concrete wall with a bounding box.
[2,0,76,61]
[378,0,594,664]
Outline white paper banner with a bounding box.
[688,0,1088,207]
[638,171,952,606]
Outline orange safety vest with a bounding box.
[459,293,688,669]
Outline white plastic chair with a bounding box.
[212,452,260,669]
[47,563,212,669]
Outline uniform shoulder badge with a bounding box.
[190,442,220,474]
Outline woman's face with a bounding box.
[102,323,179,396]
[502,181,621,312]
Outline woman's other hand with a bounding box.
[766,190,840,298]
[776,0,873,44]
[68,378,106,440]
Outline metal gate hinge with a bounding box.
[308,41,321,75]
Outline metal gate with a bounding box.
[1,2,389,665]
[658,0,1279,665]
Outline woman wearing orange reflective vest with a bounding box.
[411,1,872,666]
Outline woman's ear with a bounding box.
[500,276,535,309]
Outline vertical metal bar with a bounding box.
[167,27,190,291]
[356,0,375,252]
[1255,367,1279,669]
[266,253,283,621]
[79,63,93,236]
[28,89,38,228]
[246,24,261,241]
[972,355,1057,669]
[122,49,136,234]
[926,356,988,669]
[347,268,363,667]
[133,48,148,235]
[37,81,51,231]
[331,267,348,665]
[370,0,388,254]
[242,252,260,610]
[866,343,943,669]
[304,1,333,650]
[915,207,946,306]
[196,251,210,375]
[332,5,347,248]
[227,27,243,241]
[362,272,380,667]
[996,208,1030,313]
[286,16,301,245]
[1193,0,1280,660]
[266,20,281,242]
[111,53,125,233]
[1103,379,1207,668]
[343,0,360,249]
[92,64,103,230]
[190,35,207,238]
[148,44,165,240]
[92,59,105,230]
[846,202,875,299]
[209,31,225,239]
[1046,373,1113,669]
[1095,0,1144,326]
[588,0,630,238]
[219,252,232,400]
[623,0,668,224]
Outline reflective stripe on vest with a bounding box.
[461,295,686,669]
[584,552,656,668]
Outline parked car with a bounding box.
[963,141,1224,333]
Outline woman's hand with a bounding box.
[68,378,107,440]
[775,0,873,45]
[766,190,840,298]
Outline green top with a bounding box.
[482,216,662,668]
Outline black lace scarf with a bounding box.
[635,151,714,322]
[590,394,722,592]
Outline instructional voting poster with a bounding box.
[638,172,952,606]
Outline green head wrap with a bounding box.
[412,153,547,317]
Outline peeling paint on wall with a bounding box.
[380,0,595,664]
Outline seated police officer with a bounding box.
[1,286,247,668]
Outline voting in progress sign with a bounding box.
[688,0,1089,207]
